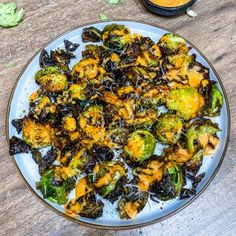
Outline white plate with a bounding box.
[6,21,230,229]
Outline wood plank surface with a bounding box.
[0,0,235,235]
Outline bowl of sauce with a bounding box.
[141,0,197,16]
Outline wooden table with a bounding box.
[0,0,235,235]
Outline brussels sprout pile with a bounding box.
[9,24,223,220]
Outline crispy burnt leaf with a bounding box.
[9,136,30,155]
[64,40,80,52]
[12,118,24,134]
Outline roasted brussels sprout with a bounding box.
[72,58,105,83]
[22,118,52,148]
[35,66,67,92]
[150,163,183,201]
[65,192,104,219]
[166,87,205,120]
[158,33,189,55]
[202,84,223,117]
[37,169,75,205]
[82,27,102,43]
[124,130,156,163]
[68,83,87,100]
[102,24,131,52]
[130,109,157,128]
[9,136,30,155]
[186,119,220,154]
[89,161,127,202]
[118,186,148,219]
[155,114,183,144]
[135,159,164,191]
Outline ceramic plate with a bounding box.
[6,21,230,229]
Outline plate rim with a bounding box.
[5,19,231,230]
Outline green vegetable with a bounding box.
[5,63,17,68]
[166,87,204,120]
[106,0,120,5]
[0,3,24,28]
[155,114,183,144]
[99,13,110,21]
[124,130,156,163]
[38,170,67,205]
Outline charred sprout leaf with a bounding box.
[166,87,205,120]
[118,186,148,219]
[150,164,183,200]
[82,27,102,43]
[38,147,57,175]
[9,136,30,155]
[124,130,156,163]
[37,169,67,205]
[155,114,183,144]
[64,40,80,52]
[51,49,75,72]
[65,193,104,219]
[31,149,42,164]
[39,49,55,68]
[89,161,127,202]
[0,2,24,28]
[90,144,114,162]
[12,118,24,134]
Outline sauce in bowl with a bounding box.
[150,0,190,7]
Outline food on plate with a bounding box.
[9,24,223,220]
[149,0,190,8]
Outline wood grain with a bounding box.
[0,0,236,235]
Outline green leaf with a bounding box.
[99,13,110,22]
[5,63,17,68]
[0,2,24,28]
[106,0,120,5]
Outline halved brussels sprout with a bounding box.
[202,84,223,117]
[158,33,189,55]
[65,192,104,219]
[118,186,148,219]
[124,130,156,163]
[72,58,105,83]
[68,83,87,100]
[37,169,75,205]
[155,114,183,144]
[166,87,205,120]
[35,66,67,92]
[186,119,220,154]
[29,90,56,123]
[164,145,192,163]
[102,24,131,52]
[22,118,52,148]
[82,27,102,43]
[150,163,183,201]
[89,161,127,202]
